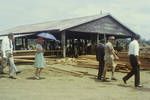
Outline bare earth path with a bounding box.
[0,64,150,100]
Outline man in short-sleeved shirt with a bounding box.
[103,36,119,81]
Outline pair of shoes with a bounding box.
[135,84,143,88]
[0,72,7,74]
[111,77,117,81]
[97,77,102,80]
[105,77,109,79]
[34,76,40,80]
[97,78,102,80]
[16,71,21,74]
[122,78,127,84]
[102,78,110,82]
[9,76,17,79]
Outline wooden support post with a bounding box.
[61,31,66,57]
[104,33,106,44]
[97,34,99,44]
[25,38,28,49]
[22,37,24,48]
[14,38,16,50]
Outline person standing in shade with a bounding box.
[34,37,45,80]
[96,42,105,80]
[103,36,119,81]
[122,35,142,87]
[0,33,20,79]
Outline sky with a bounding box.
[0,0,150,40]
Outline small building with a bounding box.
[0,14,136,57]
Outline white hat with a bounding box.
[108,36,115,40]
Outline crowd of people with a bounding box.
[0,33,143,88]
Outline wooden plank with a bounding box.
[14,59,34,63]
[75,71,97,77]
[14,56,35,59]
[48,65,84,77]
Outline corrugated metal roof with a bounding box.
[0,36,7,40]
[0,14,109,35]
[0,14,136,37]
[0,34,33,40]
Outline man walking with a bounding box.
[1,33,19,79]
[122,35,142,87]
[103,36,119,81]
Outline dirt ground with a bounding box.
[0,62,150,100]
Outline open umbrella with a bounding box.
[37,32,56,40]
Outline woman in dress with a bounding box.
[34,37,45,79]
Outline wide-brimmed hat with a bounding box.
[108,36,115,40]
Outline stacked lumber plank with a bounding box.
[0,49,149,70]
[14,59,34,63]
[76,55,130,72]
[0,50,62,63]
[13,50,62,56]
[77,56,98,69]
[47,64,97,77]
[118,52,150,70]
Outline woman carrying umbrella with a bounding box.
[34,37,45,79]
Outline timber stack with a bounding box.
[0,50,149,71]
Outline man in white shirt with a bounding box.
[0,33,19,79]
[122,34,142,87]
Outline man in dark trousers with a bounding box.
[122,34,142,87]
[96,42,105,80]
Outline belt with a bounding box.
[129,55,138,57]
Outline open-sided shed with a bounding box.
[0,14,137,57]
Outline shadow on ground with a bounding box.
[26,77,46,80]
[117,84,150,92]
